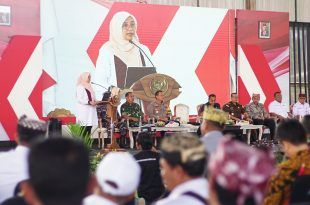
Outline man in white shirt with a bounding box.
[268,91,292,121]
[0,116,47,203]
[83,152,141,205]
[156,133,208,205]
[293,93,310,118]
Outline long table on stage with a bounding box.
[224,124,263,144]
[128,125,198,148]
[127,124,263,148]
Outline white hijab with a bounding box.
[107,11,142,67]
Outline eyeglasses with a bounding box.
[122,22,136,30]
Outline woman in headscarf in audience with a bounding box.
[208,138,275,205]
[76,72,98,136]
[93,11,153,91]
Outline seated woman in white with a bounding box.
[93,11,153,96]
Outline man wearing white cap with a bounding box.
[83,152,141,205]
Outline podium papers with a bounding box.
[124,67,156,88]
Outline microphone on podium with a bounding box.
[129,40,155,68]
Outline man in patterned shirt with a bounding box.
[246,93,276,140]
[264,120,310,205]
[120,92,143,127]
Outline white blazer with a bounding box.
[92,43,153,98]
[76,85,98,126]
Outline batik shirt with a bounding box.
[120,102,142,127]
[246,102,268,119]
[264,149,310,205]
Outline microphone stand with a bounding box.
[129,40,155,68]
[91,82,108,90]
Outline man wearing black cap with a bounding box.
[293,93,310,118]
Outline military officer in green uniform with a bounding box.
[120,92,143,127]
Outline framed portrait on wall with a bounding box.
[0,5,11,26]
[259,21,270,39]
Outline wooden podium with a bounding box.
[96,94,120,150]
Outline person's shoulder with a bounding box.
[223,102,231,107]
[258,102,265,107]
[133,151,143,159]
[269,100,276,106]
[246,102,253,107]
[1,196,28,205]
[237,102,244,107]
[133,102,141,107]
[156,195,202,205]
[83,194,113,205]
[215,102,220,106]
[120,101,128,107]
[97,42,114,58]
[77,85,85,91]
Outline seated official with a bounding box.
[147,90,170,122]
[121,92,143,127]
[198,94,221,116]
[293,93,310,118]
[222,93,247,122]
[268,91,292,121]
[246,93,276,140]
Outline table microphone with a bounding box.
[129,40,156,68]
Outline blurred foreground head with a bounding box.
[208,138,275,205]
[24,137,90,205]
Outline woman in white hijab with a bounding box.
[93,11,153,95]
[76,72,98,136]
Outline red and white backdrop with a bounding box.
[0,1,288,141]
[0,0,55,141]
[237,10,290,107]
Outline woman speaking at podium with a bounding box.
[93,11,153,92]
[76,72,98,136]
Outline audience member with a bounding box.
[268,91,292,121]
[292,93,310,118]
[198,94,221,116]
[209,138,274,205]
[245,93,276,140]
[156,133,208,205]
[223,93,247,122]
[134,132,165,204]
[84,152,141,205]
[200,108,227,154]
[0,116,47,203]
[22,137,90,205]
[264,120,310,205]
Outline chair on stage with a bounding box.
[174,103,189,124]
